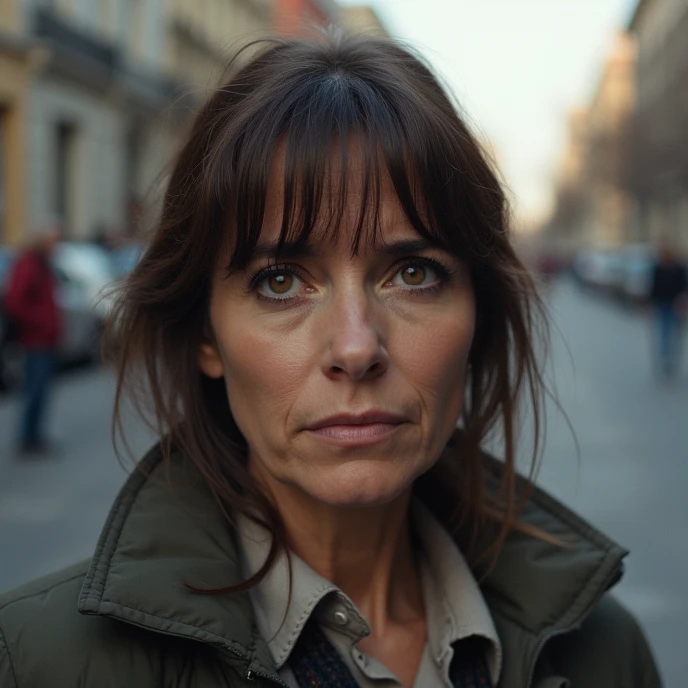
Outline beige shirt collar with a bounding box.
[236,499,502,685]
[412,500,503,684]
[236,513,359,670]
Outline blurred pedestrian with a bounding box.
[535,250,561,289]
[649,241,688,379]
[3,225,62,455]
[0,33,660,688]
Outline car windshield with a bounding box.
[54,244,115,286]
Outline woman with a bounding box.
[0,32,660,688]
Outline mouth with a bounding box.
[305,411,408,447]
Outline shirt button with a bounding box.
[333,608,349,626]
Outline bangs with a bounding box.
[205,38,499,274]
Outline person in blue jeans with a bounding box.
[649,243,688,379]
[3,227,62,455]
[21,349,57,450]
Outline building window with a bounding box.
[54,121,77,236]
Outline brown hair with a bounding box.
[107,30,550,588]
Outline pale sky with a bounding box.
[339,0,638,226]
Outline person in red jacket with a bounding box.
[4,227,62,455]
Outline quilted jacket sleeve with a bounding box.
[545,594,662,687]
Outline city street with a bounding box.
[1,278,686,686]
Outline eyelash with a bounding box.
[246,257,453,303]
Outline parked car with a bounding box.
[52,241,117,360]
[572,248,624,293]
[617,244,654,303]
[0,241,117,392]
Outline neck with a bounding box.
[260,482,425,631]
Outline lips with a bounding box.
[306,411,407,431]
[304,411,408,447]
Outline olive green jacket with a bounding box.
[0,444,661,688]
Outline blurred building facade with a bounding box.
[10,0,276,245]
[0,0,43,244]
[338,5,386,35]
[628,0,688,248]
[2,0,172,243]
[546,0,688,252]
[580,33,637,248]
[547,108,589,251]
[167,0,271,90]
[273,0,389,38]
[0,0,382,246]
[546,33,636,251]
[274,0,335,35]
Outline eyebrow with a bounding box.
[248,238,440,263]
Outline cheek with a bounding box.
[211,311,310,442]
[400,301,475,390]
[395,299,475,413]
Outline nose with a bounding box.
[321,291,389,382]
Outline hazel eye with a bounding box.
[392,263,438,288]
[257,270,302,299]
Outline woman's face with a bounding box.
[199,156,476,510]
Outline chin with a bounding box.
[303,462,419,509]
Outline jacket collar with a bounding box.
[79,441,625,687]
[474,457,626,687]
[78,444,274,682]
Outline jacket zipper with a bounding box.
[244,667,289,687]
[106,621,288,687]
[88,610,284,686]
